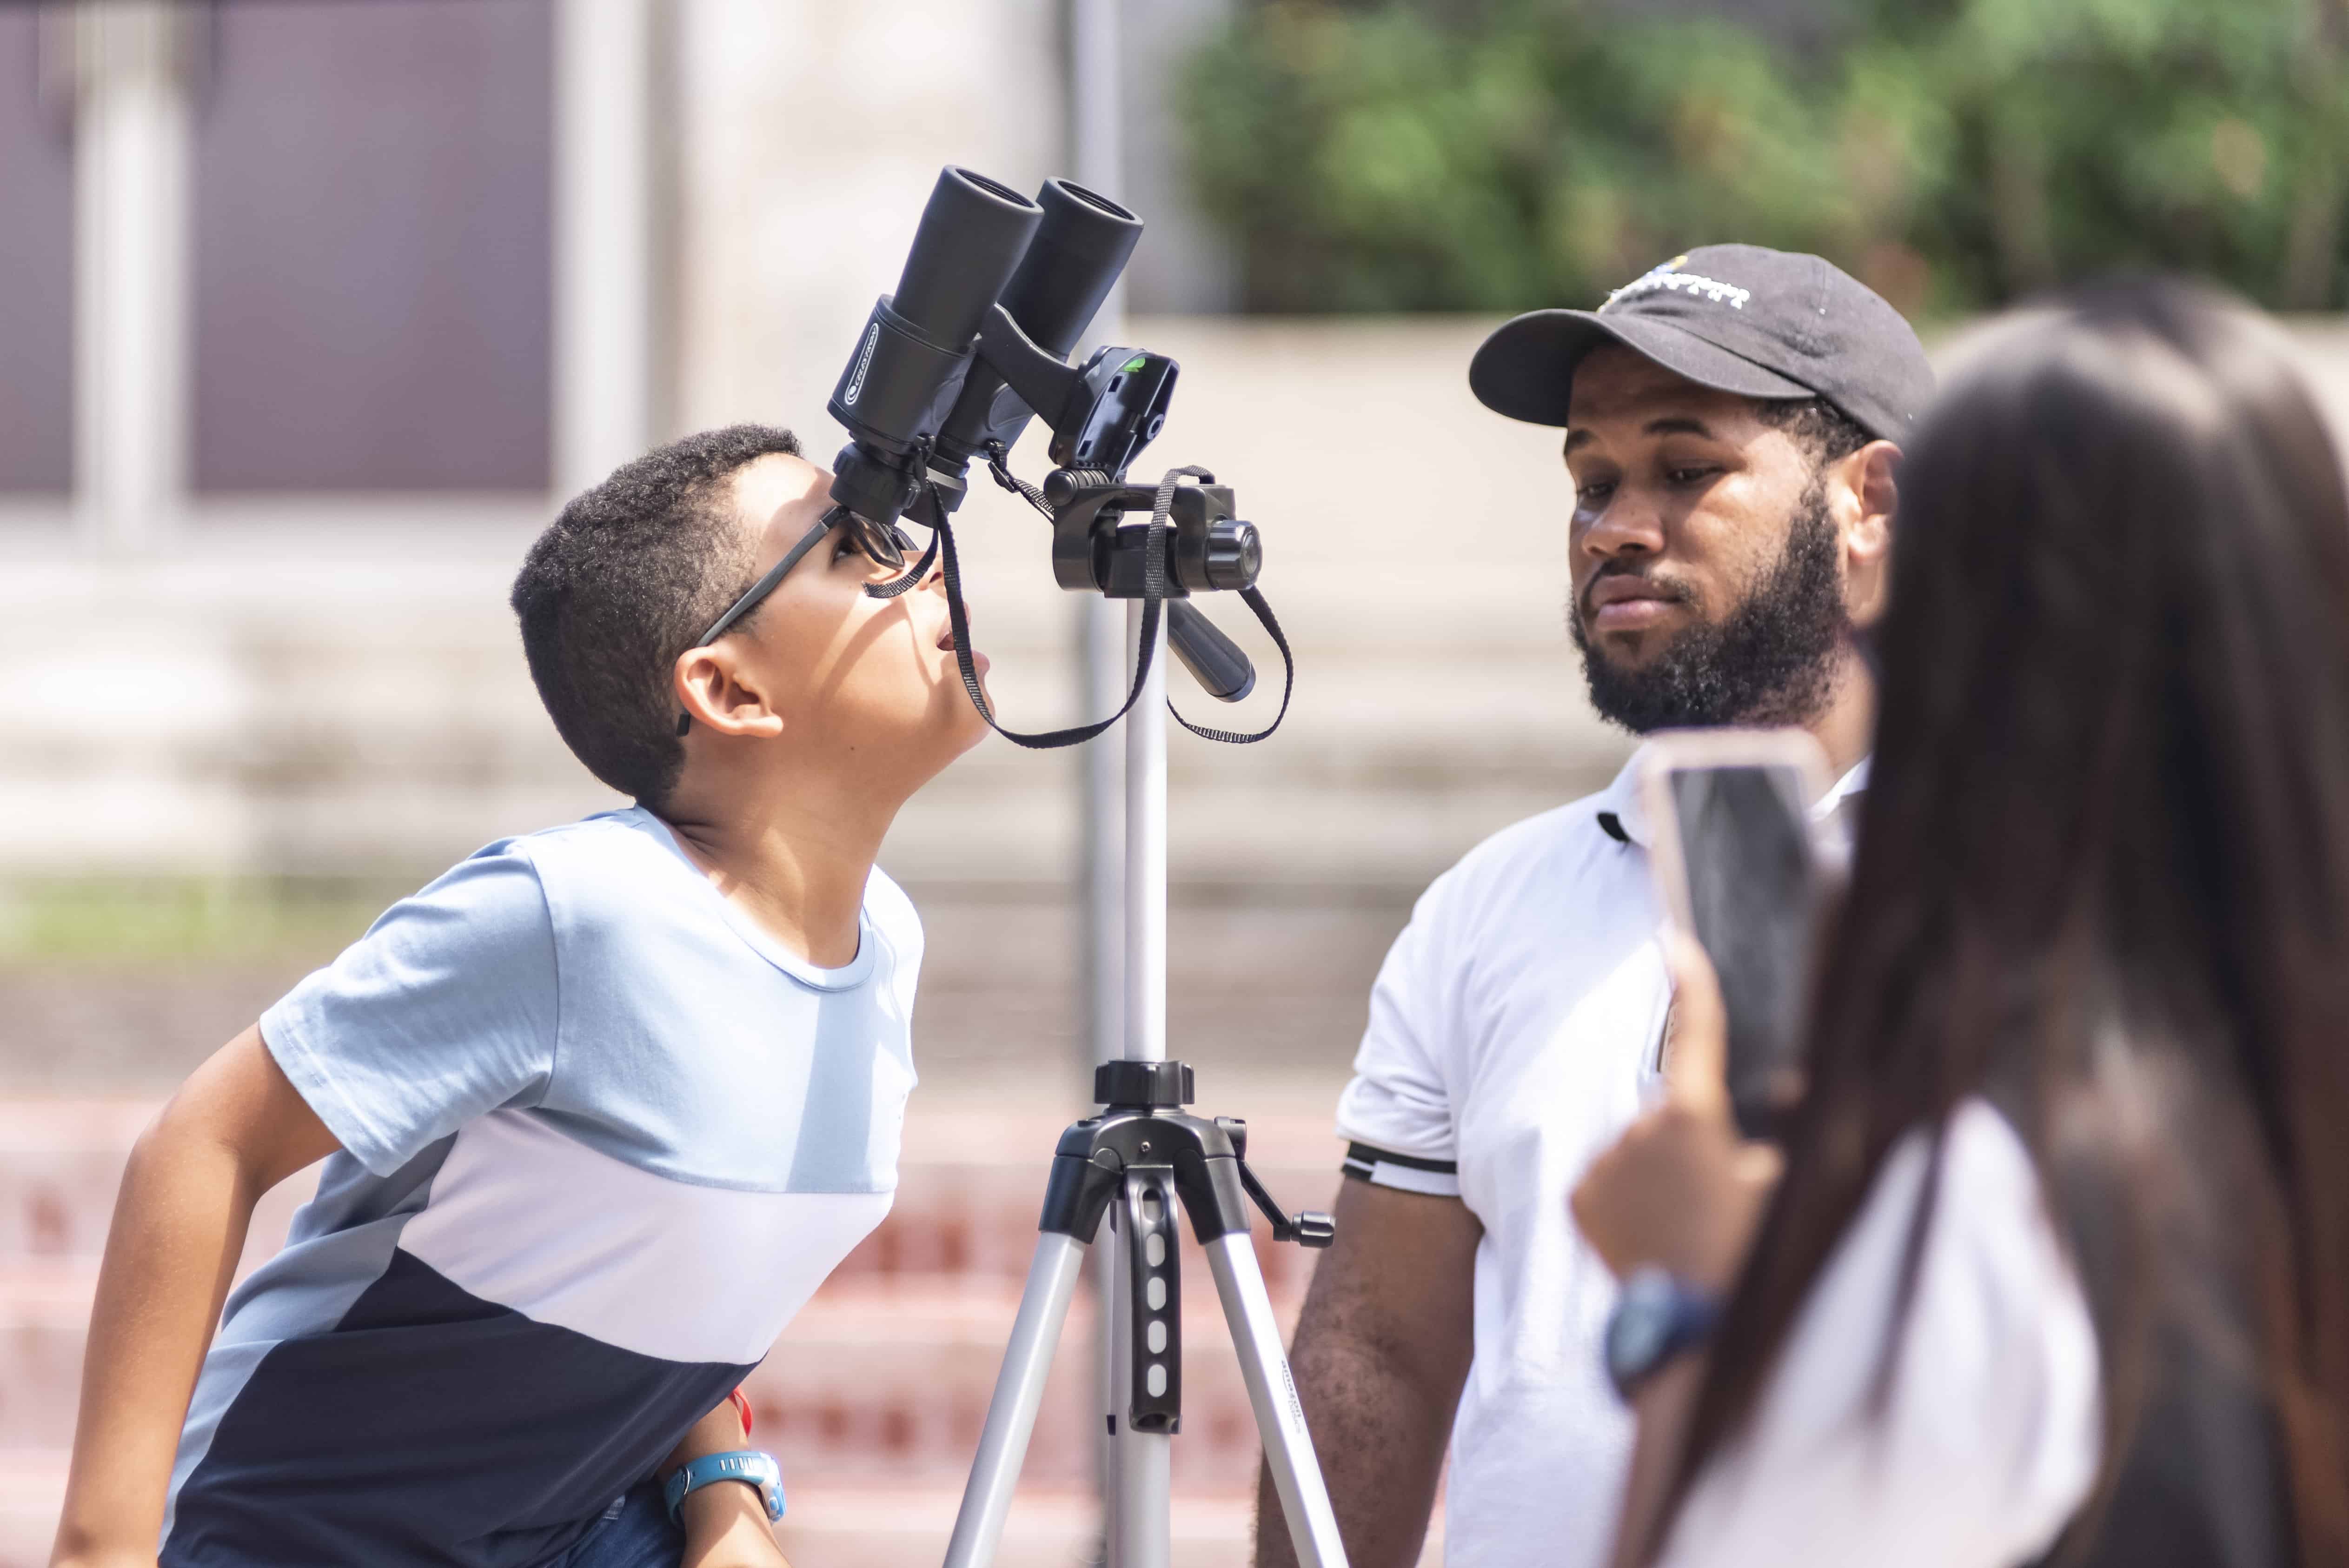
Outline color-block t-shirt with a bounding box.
[161,808,922,1568]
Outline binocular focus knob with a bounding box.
[1202,518,1261,591]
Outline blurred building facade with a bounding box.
[0,0,1643,1097]
[2,7,2348,1563]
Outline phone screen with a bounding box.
[1666,763,1820,1139]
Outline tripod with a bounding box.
[939,618,1350,1568]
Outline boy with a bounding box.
[50,426,989,1568]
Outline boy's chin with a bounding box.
[944,688,993,753]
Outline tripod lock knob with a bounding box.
[1095,1060,1195,1109]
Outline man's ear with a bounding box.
[1838,439,1900,626]
[674,644,786,740]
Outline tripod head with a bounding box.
[819,166,1281,730]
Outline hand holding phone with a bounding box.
[1641,731,1831,1140]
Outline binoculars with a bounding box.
[822,166,1261,606]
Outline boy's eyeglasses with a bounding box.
[674,505,918,737]
[691,505,916,648]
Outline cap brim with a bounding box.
[1469,310,1815,426]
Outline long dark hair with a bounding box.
[1661,279,2349,1564]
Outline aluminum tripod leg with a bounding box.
[1205,1234,1351,1568]
[942,1233,1089,1568]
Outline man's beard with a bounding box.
[1571,486,1851,733]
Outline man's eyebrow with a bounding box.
[1563,413,1719,456]
[1644,415,1716,438]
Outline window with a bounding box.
[189,0,555,494]
[0,11,75,495]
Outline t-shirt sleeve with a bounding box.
[1334,877,1465,1194]
[1657,1102,2103,1568]
[260,843,560,1176]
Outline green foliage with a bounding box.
[0,877,392,963]
[1182,0,2349,315]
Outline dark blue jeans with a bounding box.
[549,1482,685,1568]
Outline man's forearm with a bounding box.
[1255,1179,1480,1568]
[1255,1328,1460,1568]
[51,1120,266,1565]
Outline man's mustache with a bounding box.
[1577,564,1699,622]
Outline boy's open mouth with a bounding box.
[936,618,989,676]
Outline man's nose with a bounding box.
[1578,493,1665,561]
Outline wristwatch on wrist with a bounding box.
[664,1448,785,1524]
[1603,1265,1721,1400]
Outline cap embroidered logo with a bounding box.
[1603,259,1752,312]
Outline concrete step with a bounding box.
[747,1275,1303,1496]
[0,1466,1443,1568]
[0,1262,1308,1479]
[0,1090,1351,1531]
[0,1097,1345,1287]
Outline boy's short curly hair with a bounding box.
[511,425,803,809]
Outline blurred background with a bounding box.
[0,0,2344,1562]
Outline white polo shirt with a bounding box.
[1335,745,1866,1568]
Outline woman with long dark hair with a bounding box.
[1571,279,2349,1568]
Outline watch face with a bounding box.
[1609,1300,1666,1374]
[1606,1268,1680,1389]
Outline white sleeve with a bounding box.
[1334,876,1465,1193]
[1659,1101,2103,1568]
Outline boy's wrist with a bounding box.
[666,1450,783,1523]
[679,1471,769,1533]
[678,1474,787,1568]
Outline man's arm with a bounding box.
[1254,1176,1483,1568]
[51,1025,341,1568]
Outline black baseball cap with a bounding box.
[1468,244,1932,443]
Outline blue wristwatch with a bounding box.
[663,1449,785,1523]
[1603,1266,1721,1400]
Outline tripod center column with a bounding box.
[1122,598,1168,1062]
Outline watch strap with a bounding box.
[663,1448,785,1524]
[1604,1266,1721,1400]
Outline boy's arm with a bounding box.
[51,1026,341,1568]
[664,1400,792,1568]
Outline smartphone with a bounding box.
[1641,731,1831,1140]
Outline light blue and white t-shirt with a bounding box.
[161,807,922,1568]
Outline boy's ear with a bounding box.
[674,644,787,740]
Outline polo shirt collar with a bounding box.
[1592,741,1872,850]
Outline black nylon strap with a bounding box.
[1169,586,1291,744]
[933,462,1202,750]
[984,442,1057,521]
[893,446,1294,751]
[862,532,937,599]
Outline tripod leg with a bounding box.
[1203,1234,1352,1568]
[943,1232,1089,1568]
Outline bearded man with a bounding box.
[1254,247,1931,1568]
